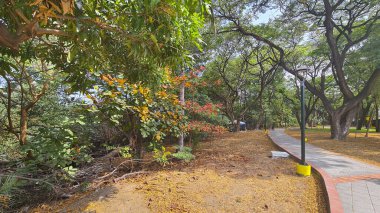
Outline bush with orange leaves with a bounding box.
[86,72,186,157]
[187,121,227,135]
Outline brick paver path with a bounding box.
[269,129,380,213]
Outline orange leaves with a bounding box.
[102,76,114,86]
[172,75,187,85]
[185,101,222,117]
[185,81,192,88]
[214,79,222,86]
[156,90,168,99]
[187,121,227,134]
[100,75,130,88]
[100,74,112,83]
[61,0,74,15]
[117,78,127,85]
[31,0,75,25]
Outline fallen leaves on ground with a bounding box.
[33,131,327,213]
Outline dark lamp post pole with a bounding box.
[300,77,306,165]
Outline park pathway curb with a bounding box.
[268,129,380,213]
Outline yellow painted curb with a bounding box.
[296,164,311,176]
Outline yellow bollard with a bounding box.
[296,164,311,176]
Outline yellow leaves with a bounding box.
[135,105,150,122]
[141,106,149,115]
[164,66,171,76]
[109,92,118,98]
[156,90,168,99]
[138,86,144,95]
[155,133,162,141]
[172,98,180,105]
[131,84,150,97]
[148,16,154,24]
[185,82,192,88]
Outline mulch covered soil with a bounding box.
[33,131,327,213]
[286,129,380,167]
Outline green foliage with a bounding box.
[0,175,20,210]
[172,146,195,162]
[0,0,210,209]
[0,176,17,197]
[120,146,132,159]
[24,116,92,175]
[153,147,171,165]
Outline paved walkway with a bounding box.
[269,129,380,213]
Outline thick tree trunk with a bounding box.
[178,72,185,151]
[330,107,358,140]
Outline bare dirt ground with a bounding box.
[286,129,380,167]
[33,131,327,213]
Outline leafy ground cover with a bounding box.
[33,131,326,212]
[286,128,380,167]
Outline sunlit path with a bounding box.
[270,129,380,213]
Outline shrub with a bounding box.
[172,146,195,162]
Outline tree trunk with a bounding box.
[365,109,374,137]
[307,120,313,129]
[376,102,380,132]
[178,71,185,151]
[295,111,301,128]
[20,108,28,146]
[127,113,141,157]
[357,101,372,130]
[255,112,263,129]
[330,107,358,140]
[20,108,33,158]
[236,118,240,132]
[255,118,262,129]
[356,107,364,130]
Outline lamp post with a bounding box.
[300,76,306,165]
[296,69,311,176]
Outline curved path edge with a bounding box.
[268,130,344,213]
